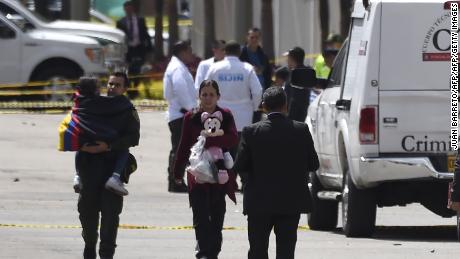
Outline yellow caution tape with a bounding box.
[0,73,163,90]
[0,100,167,109]
[0,51,321,90]
[0,223,311,231]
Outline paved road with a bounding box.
[0,112,459,259]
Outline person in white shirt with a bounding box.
[206,41,263,135]
[194,40,226,91]
[163,41,196,192]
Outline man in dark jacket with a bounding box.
[240,28,272,90]
[284,47,317,122]
[233,87,319,259]
[76,72,140,259]
[240,27,272,123]
[117,1,152,79]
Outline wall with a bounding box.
[191,0,342,65]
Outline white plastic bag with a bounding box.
[186,135,217,183]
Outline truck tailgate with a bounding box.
[379,90,451,153]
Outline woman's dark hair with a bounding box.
[198,79,220,96]
[78,76,99,96]
[263,86,287,111]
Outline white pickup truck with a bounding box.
[0,0,126,101]
[306,0,455,237]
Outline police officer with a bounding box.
[313,33,343,80]
[205,40,263,136]
[77,72,140,259]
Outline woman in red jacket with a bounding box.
[173,79,239,259]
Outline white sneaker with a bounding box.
[105,175,129,196]
[73,175,82,193]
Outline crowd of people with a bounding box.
[159,29,340,258]
[55,2,460,257]
[61,3,344,256]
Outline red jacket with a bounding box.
[173,106,239,203]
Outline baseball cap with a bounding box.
[283,47,305,58]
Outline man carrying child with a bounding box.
[66,72,140,259]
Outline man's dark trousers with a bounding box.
[190,186,226,259]
[247,213,300,259]
[168,117,184,188]
[77,152,123,259]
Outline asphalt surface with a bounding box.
[1,112,460,259]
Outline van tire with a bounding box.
[307,172,338,230]
[342,171,376,237]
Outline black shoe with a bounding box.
[169,182,188,193]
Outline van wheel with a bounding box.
[34,67,80,102]
[342,171,376,237]
[307,172,338,230]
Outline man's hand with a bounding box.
[451,201,460,212]
[80,141,110,154]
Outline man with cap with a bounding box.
[284,46,317,122]
[314,33,343,81]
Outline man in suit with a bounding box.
[117,1,152,82]
[233,86,319,259]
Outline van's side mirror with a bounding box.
[290,67,317,88]
[336,99,351,111]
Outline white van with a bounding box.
[307,0,454,237]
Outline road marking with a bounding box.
[0,223,310,231]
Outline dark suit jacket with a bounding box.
[233,113,319,215]
[116,16,152,50]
